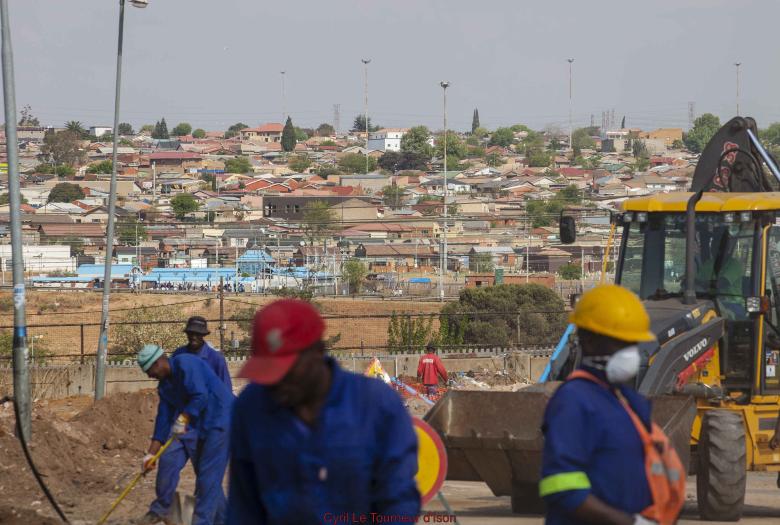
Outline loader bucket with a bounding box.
[425,385,696,514]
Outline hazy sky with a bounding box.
[4,0,779,133]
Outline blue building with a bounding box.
[237,250,275,276]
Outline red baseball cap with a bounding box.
[238,299,326,385]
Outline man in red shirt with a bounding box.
[417,343,448,396]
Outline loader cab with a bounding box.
[616,195,780,397]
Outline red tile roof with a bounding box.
[149,151,202,161]
[242,123,284,133]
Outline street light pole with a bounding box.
[439,81,449,302]
[96,0,147,400]
[1,0,31,439]
[567,58,574,151]
[362,58,371,173]
[280,70,286,122]
[734,62,741,115]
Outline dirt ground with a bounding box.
[0,290,443,358]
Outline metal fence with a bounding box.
[0,310,567,366]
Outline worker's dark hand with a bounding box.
[770,432,780,450]
[142,453,157,473]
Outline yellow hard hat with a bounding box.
[569,284,656,343]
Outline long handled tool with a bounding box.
[97,436,175,525]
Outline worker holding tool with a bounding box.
[540,285,685,525]
[141,316,232,525]
[417,342,448,396]
[227,299,420,524]
[138,344,234,525]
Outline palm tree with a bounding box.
[64,120,87,137]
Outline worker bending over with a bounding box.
[143,317,232,524]
[417,343,448,396]
[138,344,234,525]
[227,299,420,524]
[540,285,684,525]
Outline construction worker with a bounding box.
[138,344,233,525]
[141,317,232,524]
[417,342,448,396]
[540,285,684,525]
[227,299,420,524]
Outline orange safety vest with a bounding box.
[568,370,686,525]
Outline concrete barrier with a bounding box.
[0,351,551,400]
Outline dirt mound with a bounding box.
[0,506,61,524]
[0,390,162,523]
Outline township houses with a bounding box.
[148,151,203,174]
[240,123,284,143]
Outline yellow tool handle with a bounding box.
[96,436,175,525]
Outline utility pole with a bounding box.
[734,62,741,116]
[439,81,450,302]
[219,276,225,351]
[333,103,341,136]
[567,58,574,152]
[280,70,286,122]
[362,58,371,173]
[151,161,156,205]
[1,0,31,439]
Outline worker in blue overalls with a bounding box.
[138,341,233,525]
[540,285,662,525]
[141,316,232,524]
[227,299,421,524]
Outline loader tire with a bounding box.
[697,410,746,521]
[510,481,545,515]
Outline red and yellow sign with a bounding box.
[413,417,447,505]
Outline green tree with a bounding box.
[635,157,651,172]
[671,139,685,150]
[171,122,192,136]
[338,153,377,174]
[558,263,581,280]
[511,124,531,133]
[301,201,337,244]
[152,118,170,139]
[117,218,148,245]
[435,131,466,159]
[469,252,494,272]
[684,113,720,153]
[192,128,206,139]
[400,125,433,157]
[224,156,252,174]
[342,259,368,294]
[55,165,75,177]
[87,160,113,174]
[65,120,88,138]
[47,182,84,203]
[118,122,134,135]
[288,155,312,172]
[572,127,596,151]
[170,192,200,219]
[18,105,39,126]
[0,193,27,205]
[352,115,379,132]
[557,184,582,204]
[471,108,480,134]
[489,127,514,147]
[317,123,335,136]
[760,122,780,145]
[42,130,85,166]
[485,152,502,167]
[527,148,551,167]
[632,139,648,158]
[281,117,297,152]
[225,122,248,139]
[378,151,428,172]
[381,184,405,207]
[294,127,308,142]
[386,313,436,353]
[140,124,154,134]
[439,284,567,347]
